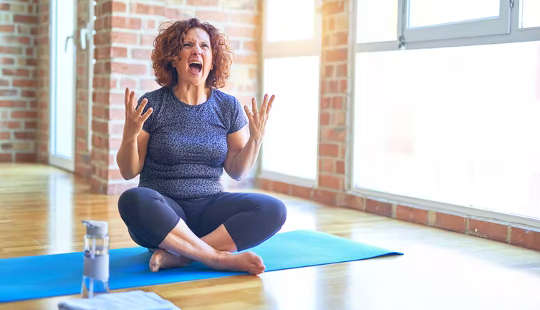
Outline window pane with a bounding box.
[262,56,319,180]
[356,0,398,43]
[54,0,75,158]
[266,0,315,42]
[521,0,540,28]
[409,0,500,28]
[354,41,540,220]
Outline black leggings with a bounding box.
[117,187,287,251]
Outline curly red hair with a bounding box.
[151,18,232,89]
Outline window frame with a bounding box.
[349,0,540,228]
[258,0,322,186]
[355,0,540,52]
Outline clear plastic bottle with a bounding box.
[81,220,110,298]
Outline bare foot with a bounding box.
[149,249,192,272]
[213,251,266,275]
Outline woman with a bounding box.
[116,18,286,275]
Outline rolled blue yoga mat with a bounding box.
[0,230,403,302]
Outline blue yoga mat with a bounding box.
[0,230,402,302]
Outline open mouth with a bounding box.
[189,62,202,75]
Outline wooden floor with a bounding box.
[0,163,539,310]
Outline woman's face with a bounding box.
[174,27,213,87]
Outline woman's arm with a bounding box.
[224,94,274,180]
[116,88,153,180]
[224,126,257,180]
[116,130,150,180]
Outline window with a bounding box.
[261,0,321,183]
[353,0,540,223]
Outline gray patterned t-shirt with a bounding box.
[137,86,247,199]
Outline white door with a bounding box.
[49,0,76,171]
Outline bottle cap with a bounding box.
[82,220,108,237]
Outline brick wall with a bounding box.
[36,0,49,163]
[90,0,260,194]
[75,0,92,177]
[0,0,39,162]
[256,0,540,252]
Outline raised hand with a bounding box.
[122,88,153,142]
[243,94,275,144]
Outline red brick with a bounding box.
[140,34,155,46]
[111,47,127,58]
[3,69,30,77]
[257,178,273,191]
[396,205,428,225]
[273,181,291,195]
[226,26,256,38]
[366,199,392,217]
[143,20,156,31]
[469,219,508,243]
[14,15,38,24]
[111,31,138,44]
[0,90,17,96]
[14,131,35,140]
[242,41,258,52]
[319,158,334,173]
[106,182,137,195]
[131,49,152,60]
[197,10,227,23]
[321,127,346,142]
[21,90,35,98]
[322,1,345,17]
[102,1,126,13]
[120,78,137,90]
[0,46,22,57]
[338,79,347,92]
[0,25,14,33]
[24,121,37,129]
[132,3,164,16]
[435,212,466,233]
[1,57,14,65]
[110,62,147,75]
[332,111,346,126]
[111,16,141,30]
[11,111,37,119]
[325,48,347,62]
[188,0,219,6]
[320,111,330,125]
[340,193,364,211]
[13,79,36,87]
[510,227,540,251]
[336,63,347,77]
[331,96,343,109]
[0,121,20,129]
[0,132,10,140]
[335,160,345,174]
[319,174,343,190]
[141,79,159,90]
[0,153,12,161]
[235,54,257,64]
[291,184,313,200]
[15,153,36,162]
[228,13,258,25]
[313,188,337,206]
[319,143,339,157]
[334,31,348,45]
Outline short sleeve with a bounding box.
[136,96,155,134]
[228,97,248,134]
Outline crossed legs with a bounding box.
[118,188,286,275]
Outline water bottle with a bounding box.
[81,220,110,298]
